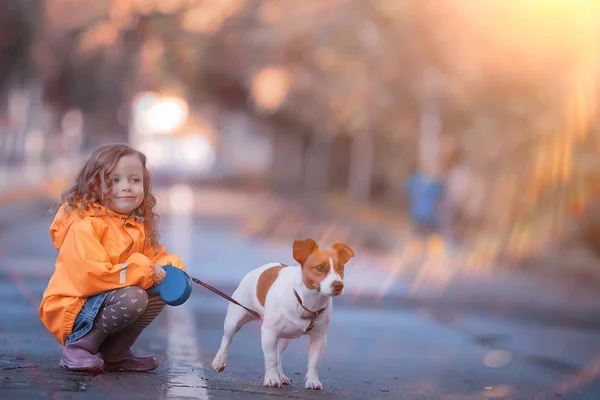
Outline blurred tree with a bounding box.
[0,0,598,257]
[201,0,600,252]
[0,0,35,89]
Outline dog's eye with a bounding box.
[316,264,326,272]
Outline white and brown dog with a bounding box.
[211,238,355,390]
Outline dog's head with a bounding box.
[293,239,355,296]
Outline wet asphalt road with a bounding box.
[2,197,600,399]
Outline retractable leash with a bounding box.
[148,266,262,319]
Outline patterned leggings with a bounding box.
[92,286,165,335]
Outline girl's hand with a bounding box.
[153,264,166,285]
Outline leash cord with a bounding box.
[189,275,262,319]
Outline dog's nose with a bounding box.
[332,281,344,293]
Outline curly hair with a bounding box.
[61,143,160,249]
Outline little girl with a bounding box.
[39,143,187,373]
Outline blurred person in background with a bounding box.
[441,150,470,248]
[406,162,445,262]
[442,149,485,250]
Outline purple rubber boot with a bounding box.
[100,328,158,372]
[58,329,107,373]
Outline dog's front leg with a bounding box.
[277,339,291,385]
[305,333,327,390]
[261,328,282,387]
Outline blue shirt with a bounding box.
[406,172,444,225]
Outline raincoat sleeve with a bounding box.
[57,218,156,297]
[144,243,186,272]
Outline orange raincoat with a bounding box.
[39,203,186,345]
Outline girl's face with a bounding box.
[105,154,145,214]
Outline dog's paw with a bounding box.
[211,355,227,372]
[305,375,323,390]
[279,373,291,385]
[263,372,283,388]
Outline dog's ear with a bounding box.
[293,239,319,265]
[332,242,355,265]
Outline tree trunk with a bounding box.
[418,101,441,177]
[272,132,304,192]
[347,133,374,202]
[303,135,332,194]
